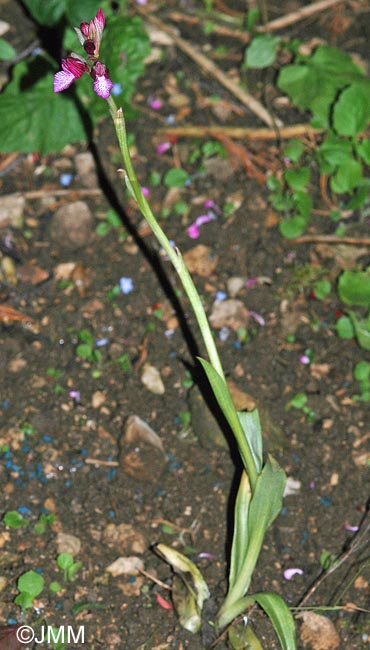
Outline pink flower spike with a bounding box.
[54,56,89,92]
[91,61,113,99]
[187,223,200,239]
[76,8,105,59]
[284,568,304,580]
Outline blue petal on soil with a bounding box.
[43,436,53,443]
[320,496,333,506]
[17,506,31,515]
[216,291,227,301]
[2,400,9,408]
[59,173,73,187]
[119,277,134,294]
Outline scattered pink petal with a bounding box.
[156,593,173,610]
[284,568,304,580]
[245,277,258,287]
[195,213,215,227]
[249,310,265,327]
[299,355,310,364]
[187,224,200,239]
[198,552,217,559]
[148,98,162,110]
[141,186,150,197]
[344,524,359,532]
[156,142,171,155]
[309,481,316,489]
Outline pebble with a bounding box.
[48,201,94,250]
[209,298,249,331]
[105,556,144,577]
[55,532,81,556]
[0,194,25,227]
[102,523,146,554]
[91,391,106,409]
[74,152,98,188]
[119,415,167,483]
[141,364,165,395]
[183,244,218,277]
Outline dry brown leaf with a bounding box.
[300,611,340,650]
[17,263,49,285]
[0,304,33,324]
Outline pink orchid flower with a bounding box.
[53,9,113,100]
[75,8,105,60]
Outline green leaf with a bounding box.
[229,471,252,590]
[0,63,86,154]
[330,159,362,193]
[283,139,304,163]
[3,511,28,528]
[57,553,74,571]
[65,0,103,26]
[155,544,209,633]
[22,0,66,25]
[348,311,370,351]
[284,168,310,191]
[237,410,263,474]
[279,215,307,239]
[253,592,296,650]
[278,45,365,125]
[198,359,258,482]
[333,83,370,136]
[293,190,312,218]
[0,38,16,61]
[288,393,307,409]
[244,35,280,69]
[14,592,34,609]
[313,279,331,300]
[338,269,370,306]
[354,360,370,381]
[318,136,353,170]
[164,168,190,188]
[356,138,370,164]
[76,343,94,359]
[229,624,263,650]
[248,456,286,535]
[335,315,354,339]
[17,570,44,598]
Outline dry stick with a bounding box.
[290,235,370,246]
[2,188,102,201]
[157,124,321,141]
[135,7,281,128]
[256,0,349,33]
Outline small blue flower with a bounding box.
[119,277,134,294]
[60,173,73,187]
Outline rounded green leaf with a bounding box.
[164,168,190,188]
[0,38,16,61]
[245,35,280,69]
[17,570,44,598]
[279,215,307,239]
[3,511,28,528]
[284,168,310,191]
[334,84,370,136]
[338,269,370,306]
[330,159,362,193]
[335,316,354,339]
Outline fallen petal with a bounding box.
[284,568,304,580]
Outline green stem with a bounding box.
[107,95,225,381]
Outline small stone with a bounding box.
[119,415,166,482]
[56,532,81,556]
[227,276,245,298]
[209,299,249,331]
[91,391,106,409]
[141,364,165,395]
[183,245,218,277]
[8,357,27,373]
[105,556,144,577]
[0,194,25,227]
[75,152,98,189]
[49,201,94,250]
[283,477,302,497]
[300,611,340,650]
[102,523,146,554]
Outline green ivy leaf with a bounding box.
[284,168,310,191]
[0,62,86,154]
[22,0,66,26]
[338,269,370,306]
[279,215,307,239]
[244,35,280,69]
[333,83,370,136]
[330,159,362,193]
[335,315,354,339]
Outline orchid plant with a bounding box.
[54,10,296,649]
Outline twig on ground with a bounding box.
[135,6,281,128]
[289,235,370,246]
[256,0,349,33]
[157,124,321,140]
[169,12,250,43]
[84,458,119,466]
[3,188,102,201]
